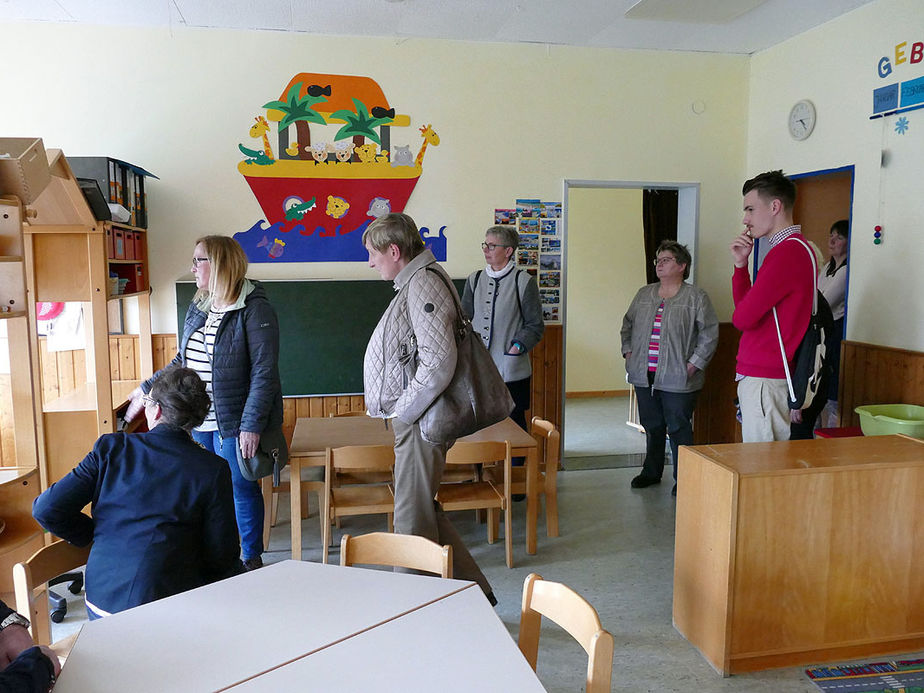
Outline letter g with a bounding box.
[878,56,892,78]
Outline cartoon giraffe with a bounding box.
[415,124,440,167]
[249,116,274,160]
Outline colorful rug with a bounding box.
[806,658,924,692]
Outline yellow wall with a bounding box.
[565,188,646,393]
[747,0,923,351]
[0,22,748,333]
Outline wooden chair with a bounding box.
[340,532,452,578]
[518,573,614,693]
[13,540,92,647]
[436,440,513,568]
[485,417,560,537]
[322,445,395,564]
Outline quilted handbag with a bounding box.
[417,269,514,445]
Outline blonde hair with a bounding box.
[195,235,248,306]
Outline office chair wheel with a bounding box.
[50,608,66,623]
[68,573,84,594]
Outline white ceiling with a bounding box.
[0,0,876,55]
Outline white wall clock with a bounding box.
[788,100,816,140]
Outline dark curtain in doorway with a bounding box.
[642,189,679,284]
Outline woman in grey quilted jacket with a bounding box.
[362,213,495,605]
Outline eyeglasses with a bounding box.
[652,257,676,267]
[481,242,511,251]
[191,257,210,266]
[141,394,158,408]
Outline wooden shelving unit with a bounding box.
[22,150,154,487]
[0,195,44,599]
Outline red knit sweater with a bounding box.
[732,235,815,379]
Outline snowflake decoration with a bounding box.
[895,116,909,135]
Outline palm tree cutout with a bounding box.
[331,98,394,160]
[263,82,328,160]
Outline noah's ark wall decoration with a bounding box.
[234,73,440,263]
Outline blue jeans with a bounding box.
[192,429,264,560]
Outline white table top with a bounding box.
[54,561,476,693]
[225,586,545,692]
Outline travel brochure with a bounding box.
[493,198,563,324]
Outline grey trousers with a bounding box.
[392,418,493,597]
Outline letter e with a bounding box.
[895,41,907,66]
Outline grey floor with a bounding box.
[49,401,922,691]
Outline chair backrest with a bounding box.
[518,573,614,693]
[13,540,92,645]
[531,417,560,478]
[326,444,396,472]
[340,532,452,578]
[445,440,509,466]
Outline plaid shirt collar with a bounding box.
[768,224,801,248]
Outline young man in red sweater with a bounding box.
[730,170,814,442]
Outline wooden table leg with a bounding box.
[290,456,303,561]
[525,447,538,555]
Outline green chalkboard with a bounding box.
[175,278,465,397]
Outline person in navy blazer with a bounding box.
[33,366,244,619]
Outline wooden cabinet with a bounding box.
[22,150,153,487]
[672,434,924,675]
[0,196,44,598]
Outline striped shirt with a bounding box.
[647,300,665,372]
[186,308,227,432]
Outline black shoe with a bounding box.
[486,591,498,607]
[671,484,677,497]
[243,556,263,571]
[630,474,661,489]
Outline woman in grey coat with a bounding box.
[621,241,718,495]
[461,225,544,439]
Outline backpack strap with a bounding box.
[773,236,820,402]
[786,236,819,317]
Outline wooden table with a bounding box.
[53,560,542,692]
[287,416,540,560]
[672,434,924,675]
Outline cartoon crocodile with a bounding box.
[285,197,317,221]
[238,143,274,166]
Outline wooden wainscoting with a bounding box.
[693,322,742,445]
[30,329,566,450]
[839,341,924,426]
[529,324,562,430]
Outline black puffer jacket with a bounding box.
[144,280,282,438]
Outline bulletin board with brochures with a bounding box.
[493,199,562,324]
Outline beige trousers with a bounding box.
[737,376,791,442]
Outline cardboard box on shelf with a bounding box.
[0,138,51,204]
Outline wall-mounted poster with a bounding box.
[494,208,516,225]
[493,198,564,324]
[233,72,441,263]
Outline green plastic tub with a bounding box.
[855,404,924,438]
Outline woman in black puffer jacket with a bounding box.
[128,236,282,570]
